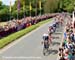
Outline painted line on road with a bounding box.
[2,56,42,59]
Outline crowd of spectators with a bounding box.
[58,15,75,60]
[0,13,58,39]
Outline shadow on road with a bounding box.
[52,37,60,39]
[44,49,58,56]
[48,49,58,54]
[52,42,60,46]
[54,33,62,35]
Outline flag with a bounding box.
[39,0,41,10]
[23,2,25,11]
[17,0,20,12]
[9,0,11,12]
[29,2,32,11]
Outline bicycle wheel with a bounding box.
[43,43,49,56]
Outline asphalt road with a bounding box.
[0,18,64,60]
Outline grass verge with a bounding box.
[0,19,51,49]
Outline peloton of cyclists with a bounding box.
[42,14,64,51]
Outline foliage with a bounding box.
[44,0,59,13]
[0,0,75,21]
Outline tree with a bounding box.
[44,0,60,13]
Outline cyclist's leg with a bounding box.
[43,41,49,55]
[49,35,52,46]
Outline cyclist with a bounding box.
[42,33,49,50]
[53,23,56,32]
[48,25,54,34]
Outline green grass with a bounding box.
[0,19,51,49]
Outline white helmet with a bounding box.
[43,33,48,37]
